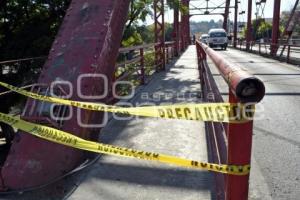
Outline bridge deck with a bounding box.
[207,47,300,200]
[67,46,215,200]
[4,46,299,200]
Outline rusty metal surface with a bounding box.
[271,0,281,56]
[196,41,266,200]
[154,0,165,71]
[181,0,190,49]
[0,0,130,191]
[196,41,226,199]
[199,43,265,103]
[223,0,231,31]
[246,0,252,50]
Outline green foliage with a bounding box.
[167,0,188,14]
[240,18,285,40]
[257,21,272,39]
[122,30,143,47]
[0,0,70,60]
[0,0,71,112]
[122,0,153,46]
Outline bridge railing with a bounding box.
[234,40,300,64]
[107,42,177,104]
[196,40,265,200]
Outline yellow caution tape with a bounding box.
[0,82,255,123]
[0,112,250,175]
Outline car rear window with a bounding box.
[209,32,227,37]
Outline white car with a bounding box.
[200,34,209,44]
[208,28,228,50]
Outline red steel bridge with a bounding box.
[0,0,299,200]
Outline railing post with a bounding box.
[226,91,253,200]
[166,47,169,64]
[140,48,145,85]
[287,45,291,63]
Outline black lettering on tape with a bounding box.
[158,109,165,118]
[238,167,243,172]
[191,161,199,166]
[72,138,77,145]
[201,163,208,168]
[175,108,182,119]
[231,105,240,120]
[152,153,159,158]
[166,108,174,119]
[244,104,255,118]
[184,108,192,120]
[66,138,72,144]
[215,106,225,122]
[195,108,203,120]
[215,165,223,171]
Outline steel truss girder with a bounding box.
[154,0,165,70]
[0,0,131,191]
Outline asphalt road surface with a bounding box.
[209,47,300,200]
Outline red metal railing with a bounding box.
[235,40,300,64]
[196,40,265,200]
[107,42,177,104]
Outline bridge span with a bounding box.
[1,45,299,200]
[0,1,299,199]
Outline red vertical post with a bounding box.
[173,6,180,56]
[187,0,191,45]
[140,48,145,85]
[226,91,253,200]
[180,12,185,49]
[180,21,185,51]
[271,0,281,56]
[246,0,252,51]
[181,0,190,48]
[154,0,165,71]
[223,0,231,31]
[166,46,169,64]
[287,45,291,63]
[233,0,238,48]
[0,0,131,190]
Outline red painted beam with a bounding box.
[233,0,239,48]
[271,0,281,56]
[197,41,265,200]
[223,0,231,31]
[173,6,180,56]
[246,0,252,50]
[198,43,265,103]
[226,92,253,200]
[0,0,130,191]
[154,0,165,71]
[181,0,190,48]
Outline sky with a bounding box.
[146,0,296,24]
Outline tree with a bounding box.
[122,0,153,47]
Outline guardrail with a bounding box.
[196,40,265,200]
[0,42,179,118]
[109,42,177,103]
[234,41,300,65]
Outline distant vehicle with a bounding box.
[208,28,228,50]
[200,34,209,44]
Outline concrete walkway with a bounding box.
[68,46,214,200]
